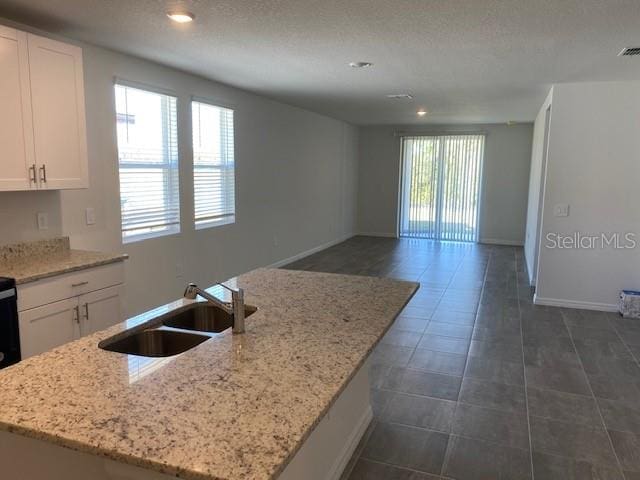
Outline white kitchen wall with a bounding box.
[524,89,553,284]
[534,81,640,309]
[0,21,359,316]
[357,124,533,244]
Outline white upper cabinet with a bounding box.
[0,26,88,191]
[0,25,35,190]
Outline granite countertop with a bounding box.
[0,268,417,480]
[0,237,128,284]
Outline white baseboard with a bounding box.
[479,238,524,246]
[533,294,618,312]
[357,231,398,238]
[267,233,356,268]
[327,406,373,480]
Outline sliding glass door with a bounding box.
[399,134,485,242]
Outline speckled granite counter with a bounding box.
[0,268,416,480]
[0,237,128,284]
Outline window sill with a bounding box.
[195,216,235,231]
[122,226,181,244]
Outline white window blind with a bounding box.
[115,84,180,243]
[192,100,235,229]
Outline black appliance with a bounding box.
[0,277,20,368]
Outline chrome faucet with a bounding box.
[184,282,246,334]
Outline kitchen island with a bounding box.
[0,268,417,480]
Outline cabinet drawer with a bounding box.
[17,262,124,312]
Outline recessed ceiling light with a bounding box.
[417,109,428,116]
[349,61,373,68]
[167,11,195,23]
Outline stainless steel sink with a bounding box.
[100,329,209,357]
[162,303,257,333]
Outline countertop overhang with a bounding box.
[0,268,417,480]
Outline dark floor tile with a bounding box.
[399,305,434,320]
[408,349,467,375]
[436,300,478,314]
[532,451,624,480]
[347,458,440,480]
[599,399,640,434]
[382,367,462,401]
[468,339,523,363]
[525,364,591,395]
[371,344,414,367]
[381,329,423,348]
[370,388,394,418]
[370,363,392,389]
[431,309,476,325]
[417,334,470,355]
[452,402,529,449]
[587,373,640,405]
[569,325,621,341]
[464,356,524,385]
[561,308,616,330]
[458,377,526,412]
[361,422,449,474]
[573,337,634,370]
[443,435,532,480]
[523,338,582,369]
[472,323,521,344]
[392,316,429,333]
[425,322,473,339]
[608,430,640,473]
[527,387,601,426]
[530,416,618,467]
[384,392,456,432]
[521,316,569,341]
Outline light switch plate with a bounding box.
[554,204,570,217]
[37,212,48,230]
[85,207,96,225]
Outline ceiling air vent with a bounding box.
[386,94,413,100]
[619,47,640,56]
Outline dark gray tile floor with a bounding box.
[284,236,640,480]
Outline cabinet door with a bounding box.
[27,33,88,190]
[18,297,80,359]
[79,285,124,336]
[0,26,36,191]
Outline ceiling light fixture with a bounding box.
[349,61,373,68]
[167,11,195,23]
[417,109,428,116]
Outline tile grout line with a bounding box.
[439,244,493,477]
[560,311,628,478]
[515,248,537,480]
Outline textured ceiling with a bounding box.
[1,0,640,125]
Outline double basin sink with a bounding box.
[99,303,257,358]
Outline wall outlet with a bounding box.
[175,262,184,278]
[85,207,96,226]
[36,212,48,230]
[273,235,279,247]
[554,204,570,217]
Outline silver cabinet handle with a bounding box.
[39,164,47,183]
[71,281,89,288]
[84,303,89,321]
[29,164,37,184]
[73,305,80,324]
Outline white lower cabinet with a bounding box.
[79,285,124,336]
[18,263,125,359]
[18,297,81,359]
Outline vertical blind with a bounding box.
[192,101,236,229]
[400,134,484,242]
[115,84,180,242]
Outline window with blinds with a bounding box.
[115,84,180,243]
[192,100,236,229]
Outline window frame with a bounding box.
[114,80,181,244]
[190,97,237,231]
